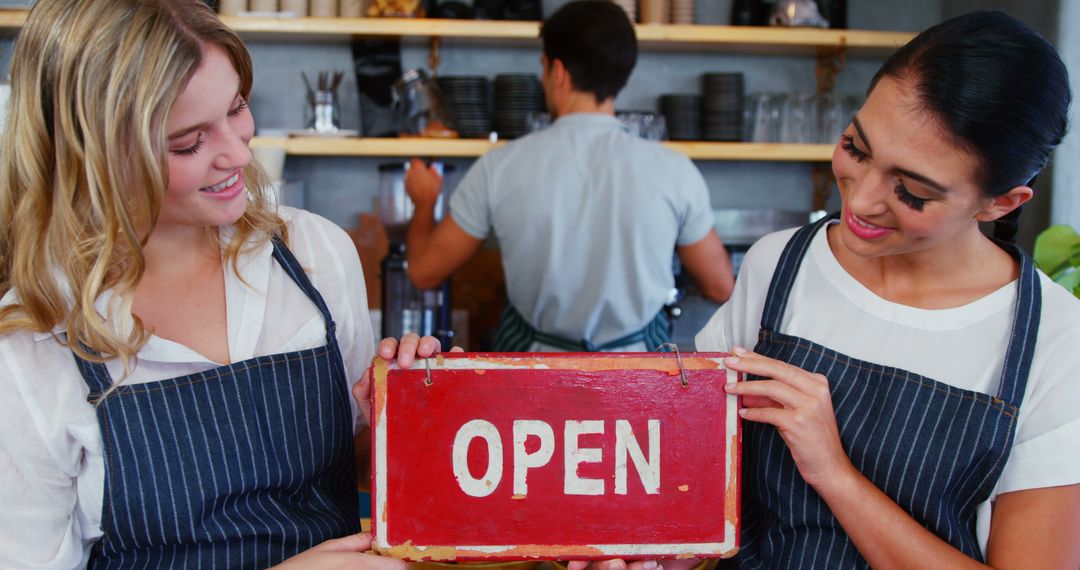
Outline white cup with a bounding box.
[310,0,336,16]
[0,83,11,135]
[219,0,247,15]
[281,0,307,15]
[252,145,287,183]
[249,0,277,12]
[340,0,364,17]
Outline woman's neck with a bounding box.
[134,223,231,364]
[142,224,219,273]
[826,223,1019,309]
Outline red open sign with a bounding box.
[370,353,741,561]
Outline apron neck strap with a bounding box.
[991,240,1041,407]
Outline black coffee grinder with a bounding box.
[378,162,455,350]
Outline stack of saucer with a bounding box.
[659,94,702,141]
[670,0,694,24]
[493,74,545,140]
[437,76,492,139]
[701,72,744,141]
[612,0,636,23]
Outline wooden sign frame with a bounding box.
[370,352,741,562]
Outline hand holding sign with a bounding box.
[271,533,408,570]
[356,333,464,426]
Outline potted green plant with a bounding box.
[1034,225,1080,299]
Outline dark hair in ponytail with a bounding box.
[869,11,1071,242]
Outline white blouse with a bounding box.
[0,207,375,569]
[695,223,1080,557]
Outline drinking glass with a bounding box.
[305,89,341,133]
[747,92,782,143]
[780,92,814,143]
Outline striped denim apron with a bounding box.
[736,214,1040,568]
[491,304,672,351]
[74,236,360,569]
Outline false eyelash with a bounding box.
[840,134,868,163]
[894,183,927,212]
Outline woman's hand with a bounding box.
[353,334,462,424]
[376,332,443,369]
[566,558,702,570]
[376,332,463,369]
[722,346,854,489]
[271,533,407,570]
[404,158,443,209]
[567,559,663,570]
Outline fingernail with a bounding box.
[614,561,627,570]
[738,408,748,417]
[642,562,658,570]
[725,356,740,366]
[733,346,748,355]
[724,382,737,391]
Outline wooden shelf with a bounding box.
[252,136,501,158]
[251,136,835,161]
[665,141,834,161]
[223,17,912,54]
[0,10,913,54]
[0,10,26,28]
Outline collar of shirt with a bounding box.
[551,112,627,132]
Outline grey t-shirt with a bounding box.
[450,113,715,348]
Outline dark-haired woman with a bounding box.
[696,10,1080,568]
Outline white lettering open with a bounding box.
[451,419,662,498]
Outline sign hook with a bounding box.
[658,343,688,387]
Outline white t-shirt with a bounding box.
[0,207,375,569]
[451,113,715,349]
[695,223,1080,558]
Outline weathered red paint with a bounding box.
[370,352,741,561]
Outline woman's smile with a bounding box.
[844,210,895,240]
[198,170,245,200]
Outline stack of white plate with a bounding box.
[670,0,694,24]
[612,0,637,23]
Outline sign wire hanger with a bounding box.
[658,343,689,387]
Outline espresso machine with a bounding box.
[378,162,456,350]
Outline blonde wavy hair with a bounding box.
[0,0,287,368]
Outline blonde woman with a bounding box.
[0,1,406,568]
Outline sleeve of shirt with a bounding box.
[694,230,788,352]
[448,156,493,240]
[994,286,1080,496]
[288,210,376,434]
[673,156,715,247]
[0,340,88,569]
[327,220,376,434]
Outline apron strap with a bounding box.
[993,241,1041,407]
[492,304,671,352]
[759,212,837,333]
[73,344,114,396]
[269,234,338,344]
